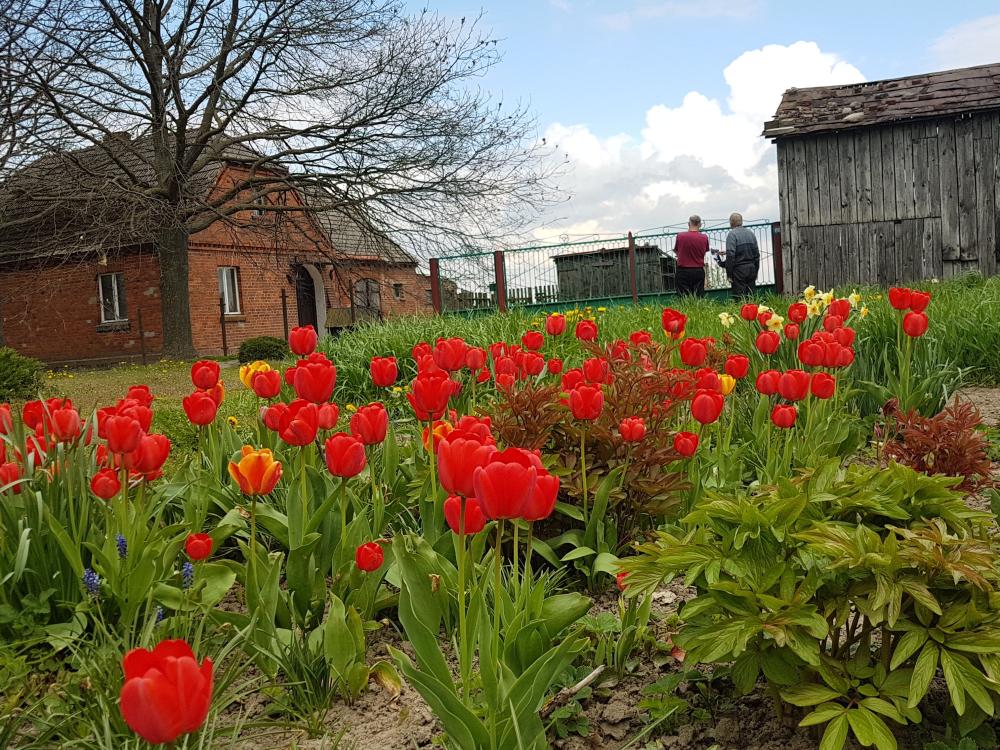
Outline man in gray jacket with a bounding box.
[721,213,760,298]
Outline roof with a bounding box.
[304,190,416,266]
[763,62,1000,139]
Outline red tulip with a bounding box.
[787,302,807,323]
[522,331,544,351]
[317,402,340,430]
[679,338,707,367]
[116,399,153,432]
[755,369,780,396]
[811,372,836,399]
[569,384,604,421]
[798,339,824,367]
[438,436,497,498]
[324,432,367,477]
[251,370,282,399]
[350,403,388,445]
[777,370,810,402]
[691,389,724,424]
[724,354,750,379]
[356,541,384,572]
[51,407,82,442]
[909,291,931,312]
[546,314,566,336]
[755,330,780,355]
[412,341,432,361]
[903,311,929,338]
[293,360,337,403]
[661,308,686,340]
[888,287,911,310]
[407,372,455,421]
[771,404,797,429]
[185,533,213,561]
[695,368,720,392]
[823,314,843,333]
[473,447,538,520]
[582,357,611,384]
[125,433,171,479]
[616,572,629,592]
[630,330,653,346]
[0,403,11,434]
[370,356,398,388]
[757,310,773,327]
[784,323,800,340]
[444,495,488,534]
[453,415,494,443]
[494,355,517,377]
[125,385,154,408]
[433,337,469,372]
[561,368,584,392]
[183,391,218,426]
[673,431,699,457]
[828,298,851,319]
[262,402,286,432]
[91,468,121,500]
[23,398,70,431]
[105,415,143,455]
[619,417,646,443]
[521,471,560,522]
[422,419,454,452]
[119,640,213,745]
[289,325,318,356]
[518,351,545,378]
[190,360,220,390]
[278,399,319,445]
[0,462,22,493]
[547,358,564,375]
[572,319,596,342]
[465,347,487,371]
[739,303,758,321]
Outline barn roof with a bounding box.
[763,62,1000,139]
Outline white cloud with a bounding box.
[931,14,1000,69]
[537,41,864,240]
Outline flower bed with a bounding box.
[1,282,999,750]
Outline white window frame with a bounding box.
[98,272,127,323]
[218,266,242,315]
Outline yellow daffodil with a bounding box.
[806,300,822,318]
[848,291,862,307]
[391,386,403,394]
[346,403,357,412]
[757,304,771,314]
[719,374,736,395]
[239,360,272,388]
[860,306,869,318]
[803,285,816,300]
[820,291,834,306]
[597,306,607,313]
[765,315,785,332]
[718,312,736,328]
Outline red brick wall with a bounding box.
[0,253,163,365]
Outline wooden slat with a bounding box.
[880,128,897,221]
[956,116,978,261]
[838,134,857,224]
[938,119,961,261]
[777,144,797,291]
[817,134,832,225]
[855,131,873,223]
[925,123,942,216]
[828,135,843,223]
[792,139,810,229]
[994,112,1000,275]
[975,115,997,275]
[877,221,896,286]
[913,135,932,218]
[922,217,943,279]
[805,138,820,226]
[894,125,915,219]
[869,129,884,221]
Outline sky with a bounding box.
[405,1,1000,243]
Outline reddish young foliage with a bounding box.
[883,398,995,491]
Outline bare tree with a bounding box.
[0,0,559,356]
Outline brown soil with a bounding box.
[957,386,1000,425]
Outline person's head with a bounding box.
[729,212,743,228]
[688,214,702,231]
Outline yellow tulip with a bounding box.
[719,374,736,395]
[239,360,272,388]
[228,446,282,495]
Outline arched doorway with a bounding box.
[294,264,327,331]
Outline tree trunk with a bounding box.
[157,225,196,359]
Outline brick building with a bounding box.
[0,137,433,365]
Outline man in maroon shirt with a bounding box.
[673,215,710,296]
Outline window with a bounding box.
[392,283,403,300]
[98,272,127,322]
[218,266,241,314]
[425,289,433,304]
[251,189,267,217]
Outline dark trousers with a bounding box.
[676,266,705,297]
[728,262,758,299]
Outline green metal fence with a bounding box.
[429,220,779,314]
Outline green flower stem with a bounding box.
[580,427,589,525]
[456,519,469,700]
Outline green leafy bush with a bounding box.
[0,347,42,401]
[237,335,288,364]
[623,461,1000,750]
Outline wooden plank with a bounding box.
[975,115,997,276]
[805,138,820,226]
[877,221,896,286]
[995,111,1000,276]
[922,217,943,279]
[869,129,884,221]
[792,139,810,229]
[880,128,897,221]
[956,116,978,261]
[925,123,942,217]
[817,135,832,225]
[894,125,915,219]
[777,143,796,291]
[938,119,961,261]
[913,135,932,218]
[838,134,857,225]
[828,135,843,224]
[855,131,873,223]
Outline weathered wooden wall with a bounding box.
[776,110,1000,291]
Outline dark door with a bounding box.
[295,266,318,328]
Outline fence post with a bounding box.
[137,307,147,366]
[771,222,784,294]
[219,295,229,357]
[280,288,289,339]
[493,251,507,313]
[627,231,638,304]
[429,258,443,313]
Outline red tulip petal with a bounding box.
[120,673,185,744]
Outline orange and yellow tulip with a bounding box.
[228,446,282,495]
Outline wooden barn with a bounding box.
[764,63,1000,292]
